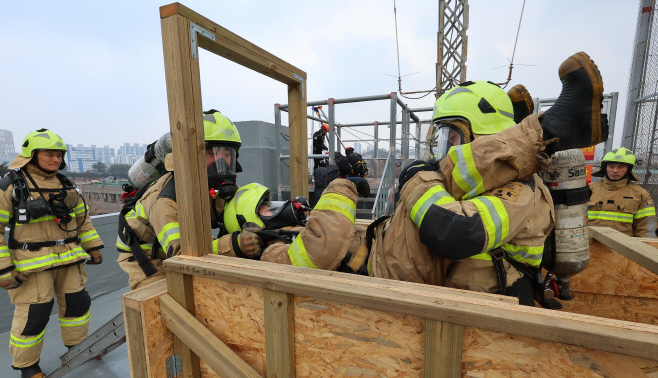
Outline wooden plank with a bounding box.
[264,289,295,378]
[166,271,200,378]
[423,320,464,378]
[124,307,148,378]
[159,294,262,378]
[287,83,308,198]
[589,226,658,275]
[161,13,212,258]
[122,279,168,311]
[159,2,305,85]
[571,240,658,299]
[164,255,658,361]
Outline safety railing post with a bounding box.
[415,120,421,160]
[275,103,283,200]
[328,98,336,164]
[389,93,398,209]
[374,121,379,179]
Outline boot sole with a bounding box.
[564,52,604,145]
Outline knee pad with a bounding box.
[22,299,54,336]
[64,289,91,318]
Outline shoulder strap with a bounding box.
[157,175,177,202]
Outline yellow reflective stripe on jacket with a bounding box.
[410,185,455,227]
[0,245,8,258]
[468,196,509,250]
[469,244,543,267]
[314,193,356,224]
[135,204,147,219]
[635,206,656,219]
[448,144,485,200]
[16,215,57,225]
[116,236,131,252]
[287,236,318,269]
[59,312,91,327]
[0,272,10,280]
[12,248,90,272]
[157,222,180,252]
[71,203,88,215]
[10,330,45,348]
[588,210,633,223]
[125,210,138,220]
[212,239,219,254]
[0,209,10,222]
[79,230,99,242]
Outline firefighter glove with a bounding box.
[0,270,27,290]
[239,223,264,258]
[86,250,104,265]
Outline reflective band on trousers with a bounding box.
[0,245,8,258]
[470,243,543,267]
[588,210,633,223]
[0,209,10,223]
[12,248,90,272]
[410,185,455,227]
[10,330,45,348]
[467,196,509,250]
[157,223,180,252]
[79,230,100,242]
[314,193,356,224]
[448,143,485,200]
[59,311,91,327]
[287,236,318,269]
[635,206,656,219]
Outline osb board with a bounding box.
[294,296,424,377]
[142,290,173,378]
[462,327,658,378]
[192,276,267,378]
[570,240,658,298]
[559,291,658,325]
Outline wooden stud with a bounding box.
[264,289,295,378]
[163,255,658,362]
[589,226,658,275]
[423,319,464,378]
[287,83,308,198]
[166,271,200,378]
[159,293,262,378]
[123,306,148,378]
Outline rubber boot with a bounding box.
[507,84,535,124]
[540,52,608,154]
[20,362,45,378]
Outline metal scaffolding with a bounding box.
[621,1,658,196]
[436,0,469,97]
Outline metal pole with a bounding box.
[389,92,398,203]
[274,104,283,200]
[328,98,335,164]
[374,122,379,178]
[604,92,619,155]
[337,125,342,152]
[401,108,409,167]
[415,120,421,160]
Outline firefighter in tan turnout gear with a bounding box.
[0,129,104,378]
[219,53,607,307]
[588,147,657,237]
[116,110,261,290]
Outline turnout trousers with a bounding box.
[8,263,91,369]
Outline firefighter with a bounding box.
[345,146,369,178]
[218,52,607,307]
[0,129,104,378]
[116,110,261,290]
[588,148,657,237]
[312,124,329,170]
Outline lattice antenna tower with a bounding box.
[621,1,658,190]
[436,0,469,98]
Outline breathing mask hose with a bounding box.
[540,149,590,300]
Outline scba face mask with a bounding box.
[259,196,310,230]
[433,124,465,160]
[206,146,240,200]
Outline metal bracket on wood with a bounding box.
[190,22,216,59]
[166,354,183,378]
[293,73,305,99]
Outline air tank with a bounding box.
[127,133,172,189]
[540,149,589,300]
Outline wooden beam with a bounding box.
[287,83,308,198]
[166,271,201,378]
[163,255,658,362]
[159,293,262,378]
[423,320,464,378]
[589,226,658,275]
[264,289,295,378]
[161,13,213,258]
[159,2,305,85]
[123,307,148,378]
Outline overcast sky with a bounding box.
[0,1,640,154]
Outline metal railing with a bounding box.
[371,151,393,219]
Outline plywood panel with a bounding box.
[294,296,424,377]
[570,240,658,298]
[193,276,267,378]
[559,292,658,325]
[142,289,173,378]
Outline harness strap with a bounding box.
[8,236,80,251]
[491,247,542,297]
[118,211,157,277]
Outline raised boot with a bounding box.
[508,84,535,124]
[540,52,608,153]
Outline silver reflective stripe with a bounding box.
[504,248,542,262]
[203,114,216,123]
[478,197,504,246]
[454,146,479,196]
[33,133,50,139]
[158,227,180,246]
[413,190,451,226]
[446,87,474,99]
[498,109,514,119]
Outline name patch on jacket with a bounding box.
[493,182,523,203]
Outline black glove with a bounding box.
[355,178,370,198]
